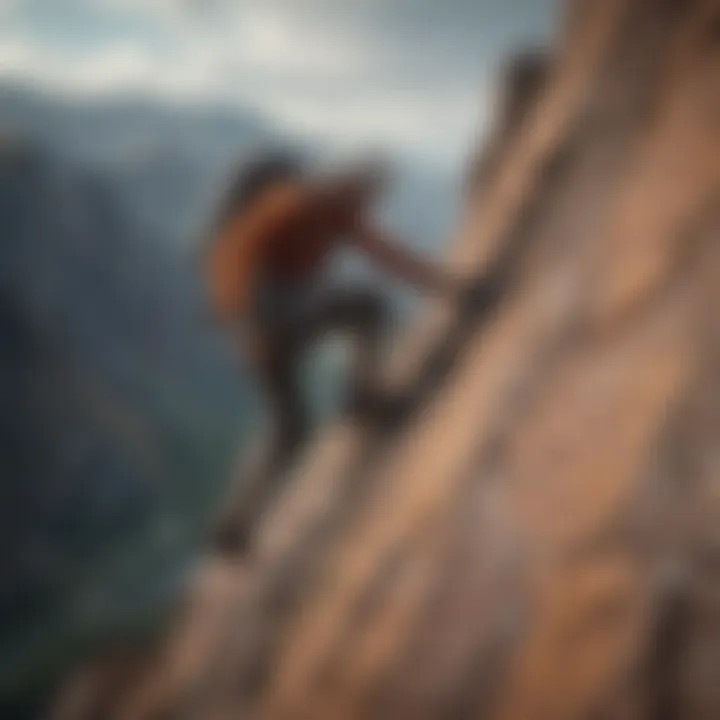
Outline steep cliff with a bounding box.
[56,0,720,717]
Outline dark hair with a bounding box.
[211,150,303,236]
[329,156,391,210]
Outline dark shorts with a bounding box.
[248,276,386,349]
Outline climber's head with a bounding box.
[213,149,304,234]
[323,156,392,211]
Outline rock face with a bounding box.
[55,0,720,718]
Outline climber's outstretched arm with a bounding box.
[350,222,457,296]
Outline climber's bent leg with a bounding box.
[213,340,308,556]
[213,285,396,556]
[288,286,398,421]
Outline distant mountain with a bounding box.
[0,85,275,167]
[0,137,255,711]
[0,83,460,252]
[0,84,291,241]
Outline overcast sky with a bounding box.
[0,0,559,165]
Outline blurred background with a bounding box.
[0,1,557,715]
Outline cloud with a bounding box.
[0,0,558,164]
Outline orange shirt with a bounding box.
[207,182,359,320]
